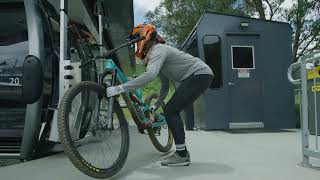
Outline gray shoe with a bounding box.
[163,151,190,160]
[161,152,190,166]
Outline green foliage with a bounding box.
[288,0,320,61]
[122,64,175,119]
[126,63,175,101]
[240,0,320,61]
[145,0,246,47]
[294,91,301,128]
[145,0,320,60]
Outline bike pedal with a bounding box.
[138,127,146,134]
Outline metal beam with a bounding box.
[20,0,44,160]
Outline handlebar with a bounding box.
[79,36,145,69]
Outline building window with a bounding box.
[231,46,255,69]
[186,37,199,57]
[203,35,222,89]
[0,2,28,107]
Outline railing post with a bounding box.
[300,55,311,166]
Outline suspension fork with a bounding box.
[92,69,115,131]
[107,70,117,130]
[92,97,101,133]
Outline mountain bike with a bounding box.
[57,37,173,179]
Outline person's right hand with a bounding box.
[107,85,124,97]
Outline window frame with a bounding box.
[231,45,255,70]
[202,34,223,89]
[185,36,199,57]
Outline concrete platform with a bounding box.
[0,128,319,180]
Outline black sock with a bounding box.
[176,144,188,157]
[176,149,187,157]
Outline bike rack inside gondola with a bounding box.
[0,0,104,160]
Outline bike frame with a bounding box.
[102,59,166,131]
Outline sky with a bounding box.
[133,0,161,25]
[133,0,318,24]
[133,0,295,25]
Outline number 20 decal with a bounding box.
[9,77,20,85]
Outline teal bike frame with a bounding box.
[103,59,166,131]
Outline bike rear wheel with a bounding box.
[144,93,173,153]
[58,81,129,179]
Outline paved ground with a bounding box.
[0,128,319,180]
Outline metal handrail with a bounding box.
[300,50,320,61]
[288,61,301,85]
[289,50,320,167]
[288,50,320,86]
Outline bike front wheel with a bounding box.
[58,81,129,179]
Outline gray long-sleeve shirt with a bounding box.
[122,43,213,107]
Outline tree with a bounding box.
[145,0,246,47]
[290,0,320,61]
[146,0,320,61]
[245,0,266,19]
[244,0,320,62]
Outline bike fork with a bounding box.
[93,98,101,133]
[107,70,116,130]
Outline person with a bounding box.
[106,23,214,166]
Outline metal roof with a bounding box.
[205,10,290,25]
[181,11,290,51]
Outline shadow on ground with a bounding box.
[223,129,297,134]
[113,160,234,180]
[0,160,21,167]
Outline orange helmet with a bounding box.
[130,23,165,59]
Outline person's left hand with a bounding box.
[107,85,124,97]
[150,105,158,113]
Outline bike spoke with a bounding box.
[66,89,124,170]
